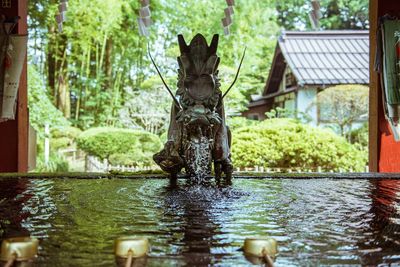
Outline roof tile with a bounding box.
[278,30,369,85]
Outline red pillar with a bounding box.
[0,0,28,172]
[369,0,400,172]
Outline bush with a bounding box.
[34,154,69,172]
[50,126,83,152]
[226,116,258,131]
[348,123,368,151]
[28,66,69,137]
[50,137,72,151]
[108,152,153,167]
[77,127,162,166]
[231,118,367,171]
[52,126,82,140]
[159,131,168,143]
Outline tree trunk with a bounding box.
[56,35,70,118]
[47,25,56,103]
[105,38,113,90]
[58,74,70,118]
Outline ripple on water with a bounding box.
[0,178,400,266]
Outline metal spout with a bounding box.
[0,237,39,263]
[243,237,277,266]
[114,237,149,258]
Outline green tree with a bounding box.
[276,0,369,30]
[29,0,280,128]
[315,85,369,136]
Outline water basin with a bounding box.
[0,176,399,266]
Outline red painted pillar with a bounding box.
[0,0,28,172]
[369,0,400,172]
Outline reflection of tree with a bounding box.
[357,180,400,265]
[0,179,31,239]
[161,183,221,266]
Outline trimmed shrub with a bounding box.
[52,126,82,140]
[226,117,258,131]
[231,118,367,171]
[50,137,72,151]
[108,152,153,167]
[77,127,162,166]
[348,123,368,151]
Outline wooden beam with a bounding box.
[17,0,28,172]
[371,0,400,172]
[0,0,28,172]
[368,0,379,172]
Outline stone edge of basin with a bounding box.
[0,172,400,179]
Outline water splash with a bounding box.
[185,136,212,183]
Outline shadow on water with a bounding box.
[160,179,237,266]
[358,180,400,265]
[0,179,31,238]
[0,177,400,266]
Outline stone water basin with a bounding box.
[0,175,399,266]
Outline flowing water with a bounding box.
[0,178,400,266]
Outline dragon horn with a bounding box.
[147,43,182,110]
[222,46,247,99]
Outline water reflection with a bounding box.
[0,179,31,238]
[358,180,400,265]
[0,178,400,266]
[163,183,219,265]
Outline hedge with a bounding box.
[76,127,162,166]
[231,118,367,171]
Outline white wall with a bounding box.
[296,87,366,133]
[297,87,318,126]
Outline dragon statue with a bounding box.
[151,33,245,182]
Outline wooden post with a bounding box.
[369,0,400,172]
[0,0,28,172]
[369,0,379,172]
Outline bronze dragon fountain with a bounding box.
[151,33,245,182]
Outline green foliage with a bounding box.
[108,152,153,167]
[231,118,367,171]
[50,137,72,151]
[28,1,370,172]
[265,107,312,123]
[159,131,168,144]
[160,0,280,114]
[316,84,369,135]
[118,78,171,135]
[276,0,369,30]
[77,128,162,165]
[226,116,258,131]
[50,126,83,151]
[52,126,82,139]
[29,0,280,128]
[34,154,69,173]
[28,65,69,137]
[348,123,368,151]
[29,0,370,130]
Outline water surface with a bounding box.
[0,178,399,266]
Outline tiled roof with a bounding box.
[278,30,369,85]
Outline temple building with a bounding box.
[242,30,369,127]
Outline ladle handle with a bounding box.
[262,248,275,267]
[125,250,133,267]
[4,252,16,267]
